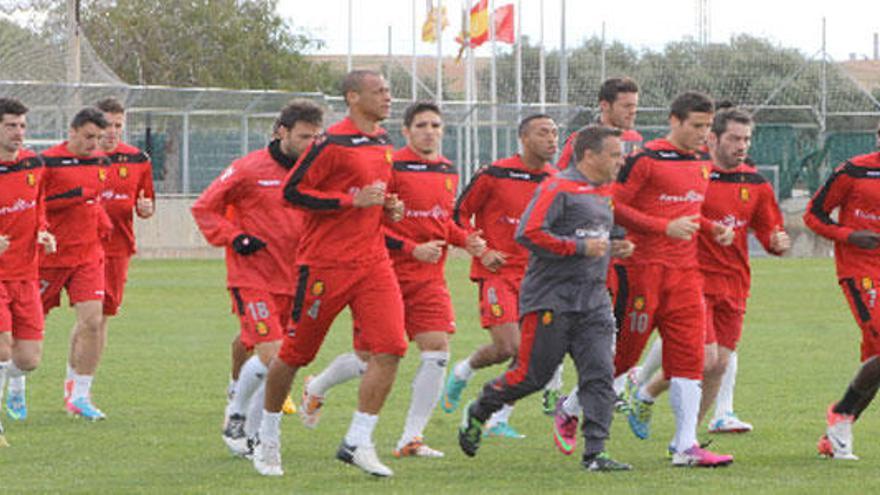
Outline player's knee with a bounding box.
[13,353,41,372]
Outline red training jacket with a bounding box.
[101,142,155,257]
[0,149,47,280]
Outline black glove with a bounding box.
[232,234,267,255]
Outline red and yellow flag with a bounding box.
[421,2,449,42]
[456,0,515,48]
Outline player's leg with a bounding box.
[394,330,448,458]
[66,259,107,420]
[712,351,742,425]
[299,350,367,428]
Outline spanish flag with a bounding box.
[421,2,449,43]
[456,0,515,48]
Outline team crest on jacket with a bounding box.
[119,166,129,179]
[256,321,269,336]
[385,149,393,164]
[26,172,36,187]
[633,296,646,311]
[98,168,107,181]
[490,304,504,318]
[445,177,454,193]
[701,165,710,180]
[311,281,325,296]
[863,277,875,291]
[542,311,553,326]
[740,187,750,203]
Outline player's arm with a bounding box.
[283,140,360,211]
[612,156,670,236]
[35,169,56,253]
[452,168,489,232]
[554,134,575,170]
[804,162,858,243]
[383,228,418,258]
[136,155,156,218]
[516,184,607,259]
[191,164,248,247]
[751,183,789,255]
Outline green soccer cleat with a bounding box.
[542,388,560,416]
[442,373,468,413]
[582,451,633,471]
[458,402,483,457]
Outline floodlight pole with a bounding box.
[66,0,82,108]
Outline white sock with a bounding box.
[669,377,701,453]
[398,351,448,449]
[453,358,474,381]
[487,403,514,427]
[230,356,268,416]
[714,351,737,420]
[545,363,564,392]
[612,373,627,396]
[259,410,283,444]
[637,338,663,384]
[7,362,26,394]
[562,387,581,416]
[345,410,379,448]
[66,363,75,381]
[0,360,9,404]
[308,352,367,397]
[245,384,265,439]
[71,373,94,401]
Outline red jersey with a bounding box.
[40,142,111,267]
[383,146,468,281]
[101,142,155,257]
[556,127,643,170]
[282,117,393,268]
[192,144,302,294]
[805,152,880,279]
[613,138,712,268]
[454,154,554,280]
[699,164,785,300]
[0,149,46,281]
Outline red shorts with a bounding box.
[839,276,880,362]
[103,255,131,316]
[278,260,407,368]
[613,264,705,380]
[0,280,44,341]
[704,293,745,350]
[39,258,105,313]
[477,275,521,329]
[230,288,292,350]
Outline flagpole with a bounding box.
[490,0,497,162]
[412,0,417,101]
[515,0,522,122]
[539,0,546,113]
[347,0,353,72]
[560,0,567,106]
[464,2,471,171]
[435,0,443,107]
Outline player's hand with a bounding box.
[712,224,735,246]
[847,230,880,250]
[232,234,267,255]
[480,249,507,272]
[584,238,610,257]
[136,190,155,218]
[37,230,57,254]
[383,193,404,222]
[465,229,487,257]
[770,228,791,253]
[412,239,446,264]
[666,214,700,241]
[611,239,635,259]
[0,234,9,255]
[353,181,387,208]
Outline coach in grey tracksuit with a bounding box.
[465,126,632,460]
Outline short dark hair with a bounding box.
[573,125,623,163]
[0,97,28,121]
[70,107,109,130]
[598,77,639,104]
[670,91,715,121]
[518,113,554,137]
[95,97,125,114]
[276,99,324,131]
[403,101,441,128]
[341,70,382,106]
[711,108,753,137]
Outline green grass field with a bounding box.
[2,257,880,493]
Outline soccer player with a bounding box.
[458,125,634,471]
[805,125,880,460]
[609,109,791,441]
[252,70,406,478]
[39,108,112,420]
[297,101,485,458]
[441,114,558,438]
[608,92,734,466]
[191,99,323,456]
[0,98,56,440]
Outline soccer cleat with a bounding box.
[458,402,483,457]
[671,445,733,467]
[627,394,653,440]
[582,451,633,471]
[299,376,324,429]
[253,439,284,476]
[222,413,250,456]
[441,373,468,413]
[282,395,297,415]
[542,388,560,416]
[244,435,260,460]
[392,437,444,458]
[821,403,858,460]
[708,412,753,434]
[552,396,578,455]
[65,397,106,421]
[613,393,629,414]
[484,422,525,439]
[5,389,27,421]
[336,441,394,477]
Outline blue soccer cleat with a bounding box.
[5,389,27,421]
[66,397,106,421]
